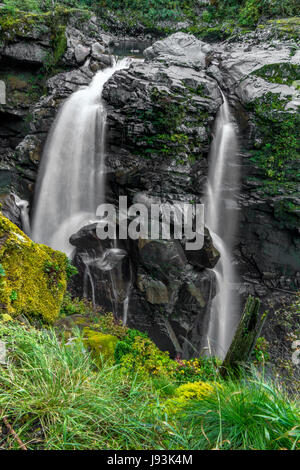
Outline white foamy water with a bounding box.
[14,195,30,235]
[32,58,131,256]
[205,92,240,359]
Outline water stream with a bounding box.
[30,53,240,349]
[14,195,31,235]
[205,92,240,359]
[32,58,131,256]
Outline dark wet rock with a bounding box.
[1,193,23,228]
[186,228,220,269]
[211,40,300,108]
[1,42,49,66]
[137,275,170,304]
[91,42,106,57]
[1,19,299,364]
[70,221,217,358]
[102,41,221,206]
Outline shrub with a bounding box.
[94,312,128,339]
[247,93,300,186]
[252,336,270,364]
[174,356,221,383]
[239,0,260,26]
[59,292,91,316]
[115,329,176,378]
[164,381,218,414]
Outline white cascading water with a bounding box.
[14,195,31,235]
[205,92,240,359]
[32,58,131,256]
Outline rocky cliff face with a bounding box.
[0,10,117,208]
[210,35,300,311]
[0,14,299,360]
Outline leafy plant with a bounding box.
[44,260,61,285]
[115,329,177,378]
[252,336,270,364]
[174,355,221,383]
[10,290,18,302]
[65,259,78,280]
[59,292,89,316]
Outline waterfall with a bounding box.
[32,58,131,256]
[83,262,96,307]
[14,195,31,235]
[205,92,240,359]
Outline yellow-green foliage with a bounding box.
[0,212,68,323]
[164,381,218,414]
[83,328,119,358]
[0,313,13,322]
[117,333,177,378]
[93,312,128,339]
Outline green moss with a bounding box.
[44,25,67,72]
[0,211,68,323]
[83,328,119,358]
[115,329,176,378]
[186,22,235,42]
[0,12,36,42]
[59,292,91,317]
[273,199,300,230]
[246,93,300,183]
[252,63,300,86]
[267,17,300,39]
[246,92,300,226]
[128,86,210,161]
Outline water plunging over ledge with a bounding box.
[32,58,131,256]
[205,92,240,359]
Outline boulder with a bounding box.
[144,32,209,68]
[185,228,220,269]
[91,42,106,56]
[2,42,49,65]
[74,44,90,64]
[0,211,68,323]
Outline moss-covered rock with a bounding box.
[0,211,68,323]
[83,328,119,358]
[267,17,300,39]
[252,63,300,86]
[245,93,300,206]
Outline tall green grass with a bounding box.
[181,374,300,450]
[0,323,299,450]
[0,325,162,450]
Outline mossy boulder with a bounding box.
[83,328,119,358]
[0,211,68,323]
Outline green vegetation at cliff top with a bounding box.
[1,1,299,38]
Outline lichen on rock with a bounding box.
[0,210,68,323]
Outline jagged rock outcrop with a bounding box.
[69,218,217,358]
[208,37,300,306]
[0,10,116,203]
[102,33,221,208]
[1,16,299,362]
